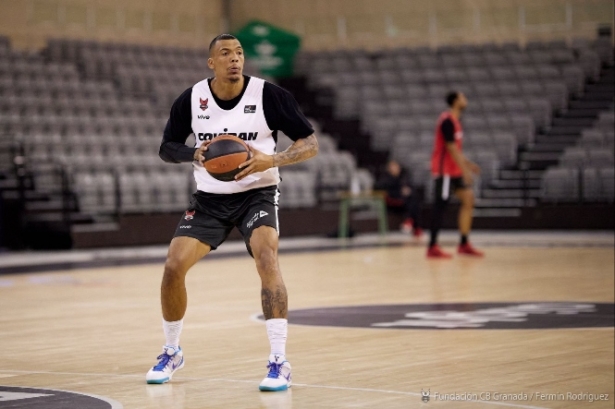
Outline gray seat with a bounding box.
[491,67,516,81]
[550,49,575,65]
[561,65,585,97]
[484,53,507,66]
[601,168,615,202]
[587,150,614,168]
[526,98,552,130]
[559,148,587,168]
[510,115,535,145]
[541,168,579,202]
[467,68,490,83]
[506,51,532,65]
[514,66,539,81]
[497,81,522,96]
[401,70,424,84]
[470,150,500,187]
[579,129,604,147]
[582,168,602,201]
[417,55,441,69]
[492,132,518,166]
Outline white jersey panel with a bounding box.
[190,77,279,194]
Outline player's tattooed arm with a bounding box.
[235,134,318,180]
[272,134,319,167]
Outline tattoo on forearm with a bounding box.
[261,285,288,319]
[273,134,318,167]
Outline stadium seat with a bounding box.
[541,168,580,202]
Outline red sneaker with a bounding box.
[412,227,424,238]
[400,219,413,234]
[458,243,484,257]
[427,245,452,259]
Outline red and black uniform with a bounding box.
[429,111,468,247]
[431,112,467,201]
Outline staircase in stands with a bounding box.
[477,64,614,216]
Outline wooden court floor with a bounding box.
[0,243,613,408]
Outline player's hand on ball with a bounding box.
[194,141,211,164]
[235,146,274,181]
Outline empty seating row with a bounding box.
[541,167,614,202]
[299,48,585,73]
[559,147,615,169]
[278,170,318,208]
[366,113,535,152]
[47,38,208,67]
[1,97,157,119]
[73,171,192,214]
[1,115,165,138]
[24,135,163,161]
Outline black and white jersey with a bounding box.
[159,75,314,194]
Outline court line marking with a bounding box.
[0,369,550,409]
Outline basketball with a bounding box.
[203,134,250,182]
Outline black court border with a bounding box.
[255,302,615,330]
[0,385,122,409]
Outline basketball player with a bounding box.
[427,91,484,258]
[146,34,318,391]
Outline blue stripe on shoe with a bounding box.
[259,384,289,392]
[146,377,169,384]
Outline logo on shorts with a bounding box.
[247,210,269,228]
[184,210,196,221]
[179,225,192,229]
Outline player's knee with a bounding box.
[253,245,278,274]
[163,257,186,283]
[461,191,475,207]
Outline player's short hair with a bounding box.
[446,91,460,107]
[209,34,239,54]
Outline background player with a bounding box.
[427,91,484,258]
[146,34,319,391]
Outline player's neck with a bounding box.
[449,107,462,119]
[211,76,245,101]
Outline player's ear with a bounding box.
[207,58,214,70]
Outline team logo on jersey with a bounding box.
[244,105,256,113]
[199,98,209,111]
[184,210,196,220]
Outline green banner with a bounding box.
[234,20,301,78]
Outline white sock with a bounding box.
[266,318,287,358]
[163,319,183,348]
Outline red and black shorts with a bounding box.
[434,176,467,203]
[174,185,279,256]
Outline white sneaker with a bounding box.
[259,354,292,392]
[146,346,184,384]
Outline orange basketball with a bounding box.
[203,134,250,181]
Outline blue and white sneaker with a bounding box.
[145,346,184,384]
[259,354,292,391]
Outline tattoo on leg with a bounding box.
[261,285,288,319]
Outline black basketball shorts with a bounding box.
[174,185,279,256]
[434,175,467,203]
